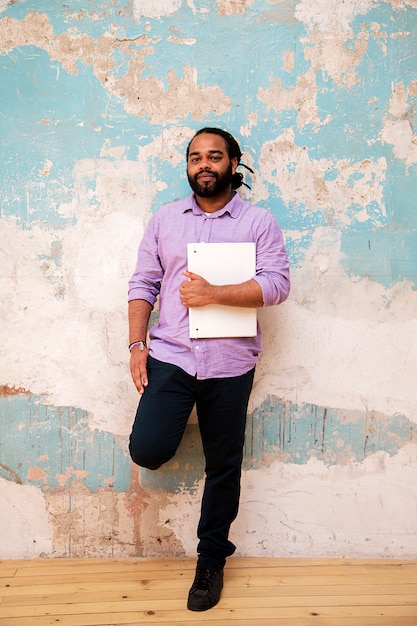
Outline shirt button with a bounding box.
[195,346,199,350]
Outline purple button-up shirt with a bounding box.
[128,192,290,379]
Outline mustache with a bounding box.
[196,170,218,180]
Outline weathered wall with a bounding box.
[1,0,417,560]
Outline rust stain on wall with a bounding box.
[125,466,188,558]
[123,464,149,556]
[0,464,22,483]
[0,385,31,396]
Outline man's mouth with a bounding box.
[197,172,216,182]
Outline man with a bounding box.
[128,127,290,611]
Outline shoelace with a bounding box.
[193,569,217,591]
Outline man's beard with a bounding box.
[187,164,233,198]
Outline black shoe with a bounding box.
[187,567,224,611]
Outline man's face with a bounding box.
[187,133,238,198]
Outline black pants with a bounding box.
[129,356,255,570]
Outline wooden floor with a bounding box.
[0,557,417,626]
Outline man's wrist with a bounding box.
[129,340,147,352]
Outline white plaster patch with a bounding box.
[137,125,195,168]
[0,0,10,14]
[251,227,417,419]
[154,445,417,559]
[283,49,295,73]
[258,33,368,124]
[0,478,52,558]
[381,82,417,168]
[156,485,203,557]
[0,158,154,436]
[132,0,183,19]
[218,0,254,16]
[301,31,368,88]
[256,128,386,222]
[167,36,196,45]
[110,63,232,124]
[240,112,258,138]
[234,445,417,558]
[295,0,377,33]
[387,0,417,7]
[39,159,53,178]
[258,67,323,130]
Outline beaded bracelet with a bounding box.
[129,341,147,352]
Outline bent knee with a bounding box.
[129,440,173,470]
[129,446,161,470]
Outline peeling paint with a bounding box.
[46,481,137,557]
[295,0,376,33]
[381,81,417,168]
[0,394,131,492]
[135,396,416,495]
[243,397,415,468]
[1,0,417,559]
[258,129,386,221]
[0,12,232,125]
[111,64,232,123]
[218,0,254,17]
[132,0,183,20]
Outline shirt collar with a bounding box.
[183,191,243,219]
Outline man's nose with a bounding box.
[198,157,211,170]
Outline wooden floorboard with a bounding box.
[0,557,416,626]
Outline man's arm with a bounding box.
[128,299,152,394]
[180,272,263,308]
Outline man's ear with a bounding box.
[231,157,238,174]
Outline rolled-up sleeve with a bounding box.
[128,215,162,305]
[252,212,290,307]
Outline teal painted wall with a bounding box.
[1,0,417,559]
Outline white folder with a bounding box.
[187,242,257,338]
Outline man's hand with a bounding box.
[130,346,149,394]
[180,271,214,307]
[180,271,264,309]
